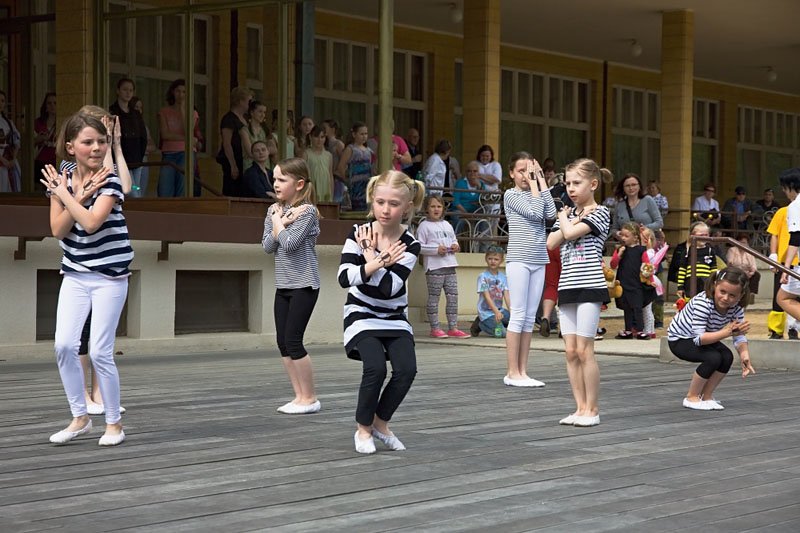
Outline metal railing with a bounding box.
[128,160,223,197]
[688,235,800,296]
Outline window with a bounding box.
[692,99,719,194]
[737,106,800,198]
[500,68,590,169]
[314,37,426,146]
[611,86,660,181]
[106,1,213,154]
[246,24,263,93]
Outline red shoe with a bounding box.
[430,329,448,338]
[447,329,471,338]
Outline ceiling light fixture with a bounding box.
[766,67,778,83]
[450,3,463,24]
[630,39,643,58]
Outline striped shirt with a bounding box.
[553,205,610,304]
[676,245,719,293]
[337,224,421,359]
[48,171,133,278]
[503,187,556,264]
[667,291,747,347]
[262,204,321,290]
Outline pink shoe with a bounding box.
[430,329,448,338]
[447,329,471,338]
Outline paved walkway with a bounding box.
[2,343,799,532]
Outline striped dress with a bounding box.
[53,173,134,277]
[552,205,610,304]
[262,203,321,290]
[337,224,421,360]
[503,187,556,265]
[667,291,747,347]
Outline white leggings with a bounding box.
[643,303,654,335]
[54,272,128,424]
[506,262,545,333]
[558,302,602,338]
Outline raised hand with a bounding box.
[40,164,69,199]
[75,167,112,204]
[356,223,376,256]
[377,239,407,268]
[282,204,311,226]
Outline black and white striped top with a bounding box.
[503,188,556,264]
[667,291,747,347]
[48,171,133,278]
[262,204,321,290]
[553,205,610,304]
[337,224,421,359]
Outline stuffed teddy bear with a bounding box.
[603,265,623,299]
[639,262,655,285]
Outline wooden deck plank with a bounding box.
[1,345,799,532]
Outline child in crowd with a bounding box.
[642,228,669,338]
[725,233,760,300]
[776,168,800,325]
[415,195,469,338]
[41,111,133,445]
[667,267,755,410]
[262,158,321,415]
[766,171,800,339]
[336,121,374,211]
[610,222,655,340]
[470,246,511,337]
[547,158,612,427]
[502,152,555,387]
[304,125,334,203]
[676,221,722,299]
[338,170,424,454]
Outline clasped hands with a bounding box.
[268,203,311,227]
[356,223,406,268]
[40,164,111,204]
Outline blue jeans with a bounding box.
[129,166,145,198]
[479,309,510,337]
[157,151,186,197]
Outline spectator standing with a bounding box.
[368,130,412,172]
[218,87,252,196]
[304,125,334,202]
[611,173,663,234]
[0,90,21,192]
[130,97,156,196]
[646,180,669,217]
[109,78,147,197]
[294,115,314,159]
[423,139,452,196]
[157,79,202,197]
[336,121,374,211]
[403,127,423,178]
[34,92,57,191]
[322,119,345,181]
[241,100,269,173]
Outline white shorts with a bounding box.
[558,302,602,338]
[781,265,800,296]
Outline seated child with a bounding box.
[470,246,511,337]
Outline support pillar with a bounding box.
[56,0,94,118]
[462,0,500,164]
[659,9,694,241]
[377,0,394,172]
[294,2,315,120]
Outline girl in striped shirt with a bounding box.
[262,158,321,415]
[40,112,134,446]
[547,158,612,427]
[667,267,755,411]
[337,170,424,454]
[502,152,556,387]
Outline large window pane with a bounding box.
[766,152,793,193]
[314,97,366,138]
[562,80,574,122]
[612,134,643,177]
[532,74,544,117]
[108,3,128,64]
[736,148,760,188]
[549,78,560,119]
[162,15,183,71]
[518,73,530,115]
[753,109,763,144]
[621,89,632,129]
[314,39,327,89]
[332,42,348,91]
[194,83,207,153]
[550,127,586,168]
[246,26,262,81]
[646,137,660,181]
[707,102,716,138]
[632,91,644,130]
[454,62,463,108]
[500,120,543,171]
[692,143,715,194]
[410,54,424,101]
[501,69,513,113]
[135,17,157,68]
[194,18,207,75]
[577,82,587,123]
[351,45,367,94]
[393,52,406,99]
[695,101,705,137]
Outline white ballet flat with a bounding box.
[372,428,406,451]
[49,419,92,444]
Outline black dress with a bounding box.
[615,244,655,311]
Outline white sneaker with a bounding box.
[559,414,578,425]
[503,376,546,387]
[573,414,600,427]
[278,400,321,414]
[354,432,376,454]
[682,397,714,411]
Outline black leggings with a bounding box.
[78,312,92,355]
[274,287,319,359]
[355,336,417,426]
[669,338,733,379]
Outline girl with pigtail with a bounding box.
[338,170,425,454]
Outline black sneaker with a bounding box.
[654,321,664,329]
[540,318,551,338]
[768,330,783,340]
[789,329,799,340]
[470,316,481,337]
